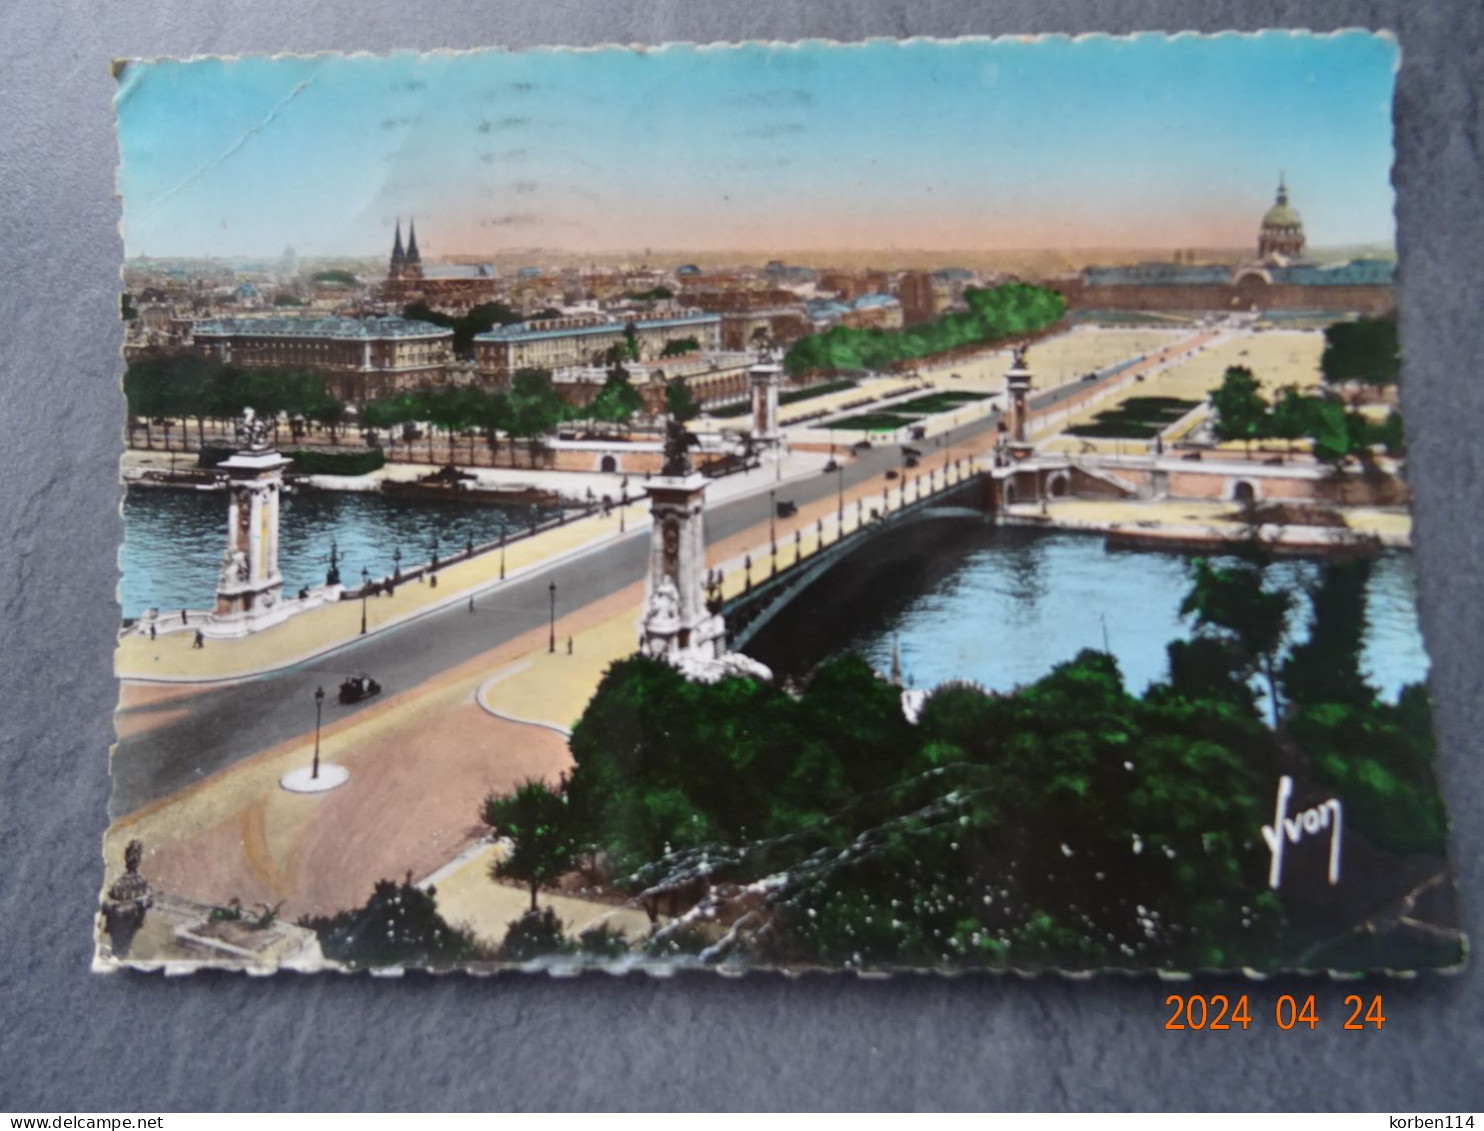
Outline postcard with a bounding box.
[102,32,1464,975]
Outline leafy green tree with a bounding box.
[507,369,566,466]
[623,320,640,361]
[1281,559,1376,710]
[482,779,581,911]
[300,877,483,968]
[1179,556,1292,728]
[660,336,701,357]
[589,365,644,431]
[120,292,137,321]
[1321,317,1400,390]
[1210,366,1269,447]
[498,907,573,961]
[664,380,701,423]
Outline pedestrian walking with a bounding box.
[149,623,156,641]
[181,609,188,625]
[192,629,204,649]
[567,635,573,655]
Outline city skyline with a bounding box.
[115,32,1399,260]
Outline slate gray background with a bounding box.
[1,0,1480,1112]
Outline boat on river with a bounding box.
[379,465,562,508]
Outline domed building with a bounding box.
[1257,176,1306,262]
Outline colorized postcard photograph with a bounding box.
[103,32,1464,976]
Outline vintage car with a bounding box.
[338,674,382,704]
[775,499,799,518]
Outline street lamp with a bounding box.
[836,462,844,523]
[548,581,557,654]
[500,530,507,580]
[392,546,402,582]
[359,566,369,635]
[311,686,325,780]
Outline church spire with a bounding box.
[406,218,420,263]
[1276,172,1288,206]
[391,219,405,267]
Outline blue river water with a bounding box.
[119,486,551,620]
[750,522,1430,704]
[121,490,1430,704]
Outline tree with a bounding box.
[1178,555,1292,728]
[665,380,700,423]
[481,779,581,911]
[1281,559,1376,710]
[507,369,566,466]
[589,365,643,432]
[1210,366,1269,448]
[1321,317,1400,391]
[300,877,483,968]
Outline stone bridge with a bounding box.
[720,467,990,653]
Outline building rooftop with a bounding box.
[474,309,720,344]
[192,315,453,340]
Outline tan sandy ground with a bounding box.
[432,844,653,950]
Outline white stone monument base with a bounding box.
[279,764,350,793]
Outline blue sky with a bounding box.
[114,32,1399,258]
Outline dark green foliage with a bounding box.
[482,779,581,911]
[1321,317,1400,388]
[281,448,385,476]
[273,293,305,306]
[497,907,574,962]
[784,283,1065,375]
[1211,366,1268,444]
[311,269,357,285]
[1065,397,1199,439]
[1289,689,1447,857]
[403,300,524,358]
[660,336,701,357]
[577,922,632,958]
[301,878,483,968]
[665,381,701,423]
[565,647,1284,971]
[824,412,919,432]
[627,286,675,302]
[1281,560,1377,710]
[888,392,992,414]
[120,292,137,321]
[1179,556,1292,727]
[588,366,644,428]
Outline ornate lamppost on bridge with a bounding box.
[499,529,507,580]
[359,567,369,635]
[769,489,777,575]
[548,581,557,654]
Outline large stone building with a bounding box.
[1057,178,1395,316]
[473,310,722,383]
[191,315,454,402]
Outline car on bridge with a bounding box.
[775,499,798,518]
[338,674,382,705]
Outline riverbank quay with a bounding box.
[114,445,832,683]
[1022,497,1412,550]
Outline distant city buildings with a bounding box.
[473,310,722,382]
[191,315,454,402]
[1057,177,1395,316]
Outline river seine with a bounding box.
[119,486,554,620]
[747,520,1429,703]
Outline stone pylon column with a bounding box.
[639,471,725,662]
[212,411,291,635]
[1005,348,1035,461]
[749,361,783,446]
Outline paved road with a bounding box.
[112,341,1180,818]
